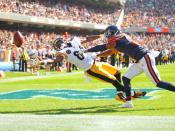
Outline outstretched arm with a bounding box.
[97,49,117,57]
[85,44,107,52]
[81,34,103,44]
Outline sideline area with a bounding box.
[0,71,82,83]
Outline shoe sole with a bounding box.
[119,105,134,108]
[115,96,126,103]
[119,104,134,108]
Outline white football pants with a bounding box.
[124,53,161,84]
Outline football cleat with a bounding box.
[115,92,126,102]
[132,91,147,98]
[119,101,134,108]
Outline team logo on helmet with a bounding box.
[104,25,120,38]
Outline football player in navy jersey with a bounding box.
[85,25,175,108]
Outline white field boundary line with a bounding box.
[0,72,82,83]
[0,114,175,130]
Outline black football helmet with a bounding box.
[104,25,120,38]
[53,38,66,51]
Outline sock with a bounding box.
[157,81,175,92]
[122,76,131,101]
[112,79,124,92]
[114,72,121,83]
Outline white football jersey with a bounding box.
[59,47,94,70]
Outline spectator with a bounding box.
[20,47,28,72]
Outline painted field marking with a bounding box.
[0,88,161,100]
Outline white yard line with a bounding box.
[0,72,82,83]
[0,114,174,130]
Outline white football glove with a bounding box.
[91,53,97,59]
[79,48,86,54]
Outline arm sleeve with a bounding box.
[87,44,107,52]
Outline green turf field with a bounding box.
[0,64,175,116]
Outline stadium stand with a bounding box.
[0,0,121,25]
[0,0,175,72]
[123,0,175,28]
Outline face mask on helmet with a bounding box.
[104,29,113,38]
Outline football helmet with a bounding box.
[104,25,120,38]
[53,38,66,51]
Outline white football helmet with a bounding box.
[53,38,66,51]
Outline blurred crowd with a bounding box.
[0,0,175,27]
[0,0,175,73]
[123,0,175,28]
[131,33,175,65]
[0,29,175,73]
[0,29,62,73]
[0,0,120,25]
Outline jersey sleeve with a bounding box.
[87,44,107,52]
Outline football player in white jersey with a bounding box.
[54,37,146,102]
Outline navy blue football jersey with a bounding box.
[107,33,148,61]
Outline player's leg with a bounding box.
[101,62,122,83]
[101,62,146,101]
[143,53,175,92]
[100,62,126,102]
[121,63,143,108]
[86,62,123,90]
[86,62,126,102]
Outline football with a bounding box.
[13,31,24,47]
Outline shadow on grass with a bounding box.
[0,104,175,115]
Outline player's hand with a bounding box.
[91,53,97,59]
[79,49,86,54]
[83,49,88,53]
